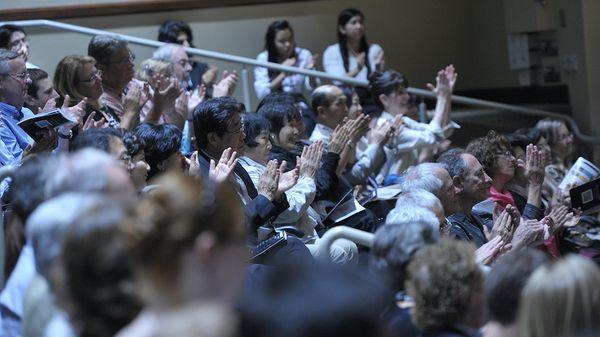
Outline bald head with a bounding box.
[311,85,348,128]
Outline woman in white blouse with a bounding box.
[254,20,319,100]
[322,8,384,83]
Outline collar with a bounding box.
[238,155,265,169]
[313,123,334,137]
[0,102,22,120]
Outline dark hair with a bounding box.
[256,91,296,112]
[369,70,408,108]
[122,131,145,157]
[26,68,49,99]
[265,20,296,79]
[311,88,331,112]
[0,24,25,49]
[337,8,371,77]
[57,201,141,337]
[340,85,357,108]
[88,35,128,65]
[239,262,389,337]
[436,147,467,179]
[466,130,512,177]
[257,102,301,135]
[134,122,182,179]
[158,20,194,48]
[193,97,244,149]
[486,249,548,325]
[505,127,542,152]
[242,113,271,148]
[70,128,124,153]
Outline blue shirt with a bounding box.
[0,102,34,163]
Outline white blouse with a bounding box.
[322,43,383,83]
[253,47,317,100]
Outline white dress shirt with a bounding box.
[322,43,383,83]
[254,47,319,100]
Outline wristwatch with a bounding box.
[58,129,73,140]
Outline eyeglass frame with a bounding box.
[76,69,103,84]
[1,71,30,82]
[102,51,136,65]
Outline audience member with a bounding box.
[23,68,58,113]
[117,173,245,337]
[371,221,439,337]
[483,249,548,337]
[134,122,182,180]
[0,50,56,163]
[55,196,141,337]
[518,255,600,337]
[158,19,218,89]
[88,35,148,130]
[0,25,35,68]
[256,91,311,138]
[406,239,485,337]
[535,118,574,202]
[323,8,383,83]
[254,20,319,100]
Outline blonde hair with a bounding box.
[519,255,600,337]
[53,55,96,105]
[135,58,173,82]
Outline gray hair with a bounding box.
[401,163,445,195]
[44,149,126,199]
[88,34,128,65]
[0,49,20,74]
[437,147,468,178]
[152,43,182,62]
[370,221,439,290]
[388,189,443,228]
[26,193,111,279]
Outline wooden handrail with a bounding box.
[0,0,310,21]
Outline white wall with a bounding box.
[14,0,520,108]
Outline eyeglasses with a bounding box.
[105,51,135,65]
[78,69,103,84]
[5,71,30,81]
[495,150,514,158]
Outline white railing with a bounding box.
[315,226,374,262]
[3,19,599,146]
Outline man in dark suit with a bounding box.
[192,97,312,265]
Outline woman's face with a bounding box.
[275,117,300,151]
[274,29,295,60]
[554,123,573,160]
[176,32,191,47]
[536,136,552,166]
[75,63,103,101]
[245,130,272,165]
[341,15,365,41]
[382,85,410,116]
[347,92,363,119]
[494,149,517,184]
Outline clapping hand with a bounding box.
[328,123,351,154]
[258,159,281,201]
[213,70,238,98]
[297,140,324,179]
[277,161,299,195]
[427,65,457,100]
[208,147,237,184]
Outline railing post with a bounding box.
[418,97,427,123]
[241,65,251,110]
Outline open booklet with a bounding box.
[559,157,600,190]
[17,108,75,141]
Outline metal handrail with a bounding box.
[315,226,374,262]
[4,19,599,146]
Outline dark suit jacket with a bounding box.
[448,212,488,248]
[197,151,289,240]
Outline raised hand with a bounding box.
[298,140,323,179]
[488,207,514,243]
[187,84,206,118]
[282,57,297,67]
[347,113,371,143]
[208,147,237,184]
[426,64,457,100]
[370,119,394,146]
[374,50,384,71]
[187,151,201,178]
[277,161,299,195]
[475,236,505,266]
[123,82,151,115]
[525,144,545,187]
[328,123,351,154]
[305,53,319,70]
[213,70,238,98]
[39,96,58,113]
[63,96,87,125]
[81,111,107,131]
[258,159,280,201]
[512,217,549,250]
[30,127,58,154]
[201,66,219,86]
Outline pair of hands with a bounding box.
[367,114,403,146]
[426,64,457,100]
[354,50,384,72]
[517,144,545,187]
[296,140,324,179]
[328,114,372,154]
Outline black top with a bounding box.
[448,212,489,248]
